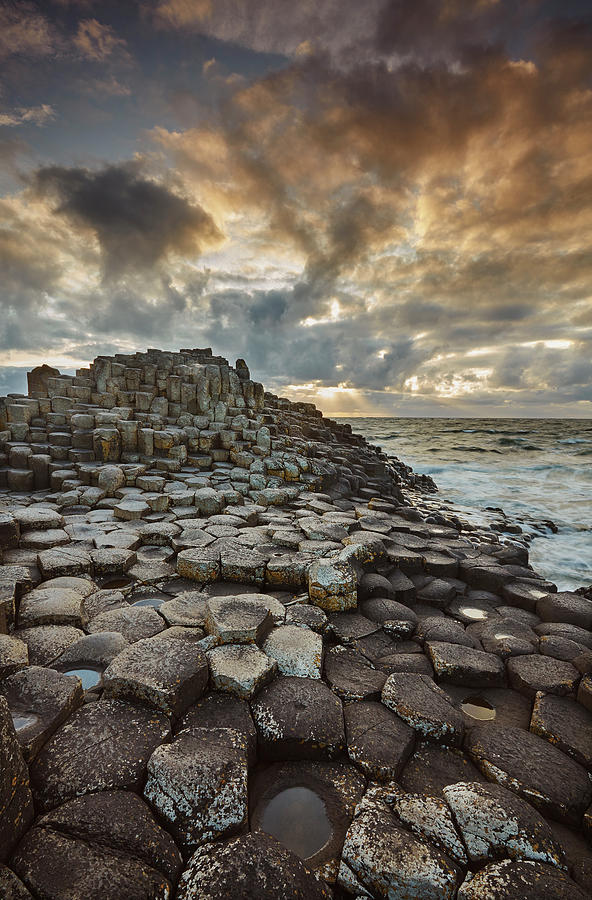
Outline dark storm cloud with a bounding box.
[373,0,533,63]
[0,0,591,413]
[33,162,222,278]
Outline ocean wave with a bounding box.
[558,438,591,444]
[451,445,503,453]
[442,428,498,434]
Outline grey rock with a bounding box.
[86,605,165,642]
[444,780,565,866]
[144,726,248,852]
[457,859,588,900]
[103,630,209,717]
[263,624,323,678]
[207,643,277,699]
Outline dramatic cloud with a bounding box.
[33,162,223,278]
[73,18,126,60]
[0,104,56,127]
[0,0,591,412]
[0,3,57,60]
[150,0,386,60]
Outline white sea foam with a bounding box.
[339,417,592,591]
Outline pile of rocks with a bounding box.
[0,349,590,899]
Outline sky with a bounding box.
[0,0,591,416]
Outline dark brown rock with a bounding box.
[0,866,33,899]
[344,699,415,780]
[382,673,465,746]
[324,645,387,701]
[400,741,487,796]
[181,692,257,766]
[530,691,592,768]
[536,591,592,629]
[0,665,83,761]
[176,832,331,899]
[102,630,208,718]
[0,697,34,863]
[30,698,171,810]
[426,641,505,687]
[507,654,580,698]
[466,724,592,825]
[251,675,345,760]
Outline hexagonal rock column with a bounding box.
[207,644,277,699]
[338,793,460,899]
[204,596,273,645]
[263,625,323,678]
[177,547,220,583]
[176,833,331,900]
[381,673,465,747]
[102,631,209,718]
[18,585,85,629]
[308,559,356,612]
[457,859,589,900]
[325,646,387,701]
[144,726,248,853]
[443,781,565,867]
[0,696,34,863]
[0,666,84,761]
[0,633,28,678]
[344,700,415,780]
[530,692,592,769]
[93,428,121,462]
[181,693,257,767]
[251,676,345,760]
[425,641,505,687]
[30,699,171,811]
[11,791,182,900]
[388,787,467,865]
[96,465,125,496]
[465,724,592,826]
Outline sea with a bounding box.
[338,418,592,592]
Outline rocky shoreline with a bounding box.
[0,347,591,899]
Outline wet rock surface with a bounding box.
[11,791,181,900]
[176,832,331,899]
[0,347,590,898]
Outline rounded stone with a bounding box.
[97,466,126,497]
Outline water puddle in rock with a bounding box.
[132,596,165,608]
[459,606,489,620]
[11,712,39,731]
[63,667,103,689]
[259,786,331,860]
[461,696,496,720]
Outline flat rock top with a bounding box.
[466,724,592,824]
[30,699,171,810]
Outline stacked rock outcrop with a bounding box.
[0,348,590,899]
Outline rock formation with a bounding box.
[0,347,590,899]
